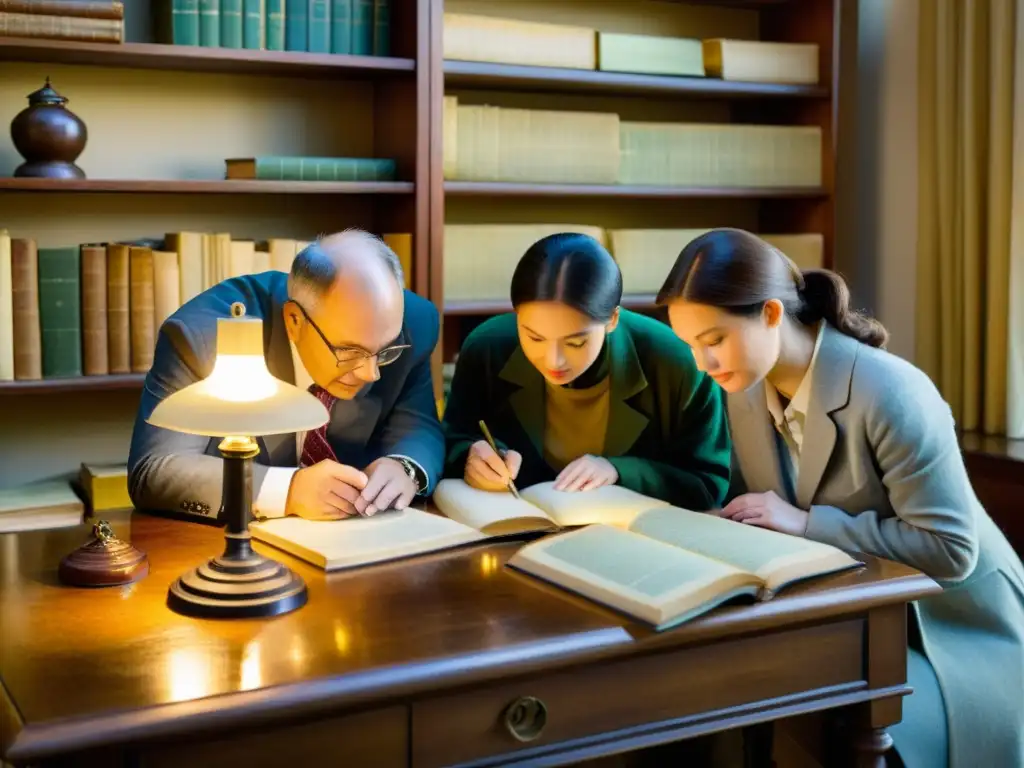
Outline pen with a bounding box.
[478,419,521,499]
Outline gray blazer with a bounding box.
[727,324,1024,768]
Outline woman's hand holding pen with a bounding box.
[465,440,522,492]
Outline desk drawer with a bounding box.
[412,620,863,768]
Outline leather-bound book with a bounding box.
[80,244,109,376]
[106,243,130,374]
[10,238,41,380]
[37,246,82,378]
[128,246,155,374]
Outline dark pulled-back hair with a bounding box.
[655,227,888,348]
[510,232,623,322]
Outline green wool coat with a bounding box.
[441,310,732,510]
[726,324,1024,768]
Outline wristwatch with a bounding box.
[392,456,426,494]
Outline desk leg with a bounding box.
[853,726,895,768]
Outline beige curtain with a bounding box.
[1010,0,1024,438]
[917,0,1015,435]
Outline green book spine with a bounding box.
[37,247,81,378]
[330,0,350,53]
[199,0,219,46]
[371,0,388,56]
[243,0,264,48]
[307,0,329,52]
[351,0,371,54]
[220,0,242,47]
[284,0,306,50]
[265,0,284,49]
[157,0,199,45]
[249,157,396,181]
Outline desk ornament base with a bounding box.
[59,520,150,587]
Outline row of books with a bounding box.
[0,229,411,381]
[159,0,390,56]
[442,225,825,303]
[444,13,820,85]
[0,0,124,44]
[442,97,822,189]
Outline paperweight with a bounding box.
[59,520,149,587]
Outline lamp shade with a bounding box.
[147,306,330,438]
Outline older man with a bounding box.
[128,229,443,522]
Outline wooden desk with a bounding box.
[0,513,939,768]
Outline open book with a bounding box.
[507,506,863,630]
[249,479,669,571]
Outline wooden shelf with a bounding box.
[0,374,145,395]
[444,60,828,99]
[444,181,827,199]
[0,38,415,79]
[0,178,415,195]
[445,295,658,316]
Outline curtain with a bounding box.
[1010,0,1024,438]
[917,0,1016,436]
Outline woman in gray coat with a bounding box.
[657,228,1024,768]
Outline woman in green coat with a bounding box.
[659,227,1024,768]
[441,232,731,511]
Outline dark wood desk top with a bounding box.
[0,512,939,762]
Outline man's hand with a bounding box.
[285,460,369,520]
[356,457,418,516]
[718,490,809,536]
[464,440,522,492]
[553,454,619,492]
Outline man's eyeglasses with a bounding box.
[288,300,409,369]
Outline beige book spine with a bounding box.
[80,244,109,376]
[105,243,130,374]
[703,39,819,85]
[598,32,704,77]
[0,230,12,381]
[266,239,298,272]
[151,250,181,329]
[443,95,458,179]
[229,240,256,277]
[444,13,596,70]
[128,247,155,374]
[165,231,204,305]
[444,224,607,303]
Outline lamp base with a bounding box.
[166,435,308,619]
[167,541,307,619]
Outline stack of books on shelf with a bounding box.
[443,225,824,306]
[443,13,820,84]
[0,229,410,383]
[442,96,821,189]
[157,0,390,55]
[0,0,124,44]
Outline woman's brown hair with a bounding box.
[655,227,888,349]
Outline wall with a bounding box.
[842,0,919,361]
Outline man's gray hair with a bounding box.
[287,228,404,309]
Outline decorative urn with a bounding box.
[10,78,88,179]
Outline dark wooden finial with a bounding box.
[58,520,150,587]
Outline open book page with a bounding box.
[432,479,557,535]
[520,482,672,529]
[250,508,488,571]
[507,525,763,630]
[628,507,862,596]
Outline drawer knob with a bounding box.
[503,695,547,742]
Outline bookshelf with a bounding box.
[0,0,850,483]
[428,0,846,396]
[0,0,431,485]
